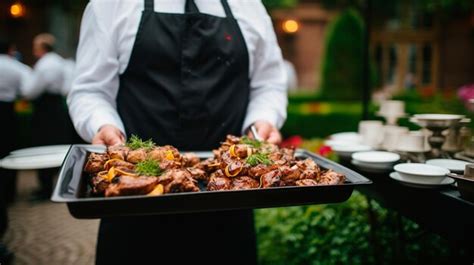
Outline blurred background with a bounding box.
[0,0,473,264]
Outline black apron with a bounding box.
[31,93,70,146]
[96,0,255,264]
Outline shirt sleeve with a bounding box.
[67,3,125,143]
[21,61,48,100]
[16,62,32,97]
[241,2,288,133]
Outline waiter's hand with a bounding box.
[249,120,282,144]
[92,124,125,146]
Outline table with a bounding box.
[344,162,474,262]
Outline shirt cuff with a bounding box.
[87,109,126,142]
[242,109,281,134]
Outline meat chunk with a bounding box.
[127,148,148,163]
[104,159,135,171]
[231,176,259,190]
[91,171,110,195]
[84,153,109,174]
[295,179,319,186]
[319,170,345,185]
[260,170,281,188]
[186,167,208,182]
[107,146,130,160]
[207,170,232,191]
[159,169,200,193]
[183,152,200,167]
[105,175,159,197]
[149,146,181,162]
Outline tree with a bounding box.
[319,8,368,100]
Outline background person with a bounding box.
[22,33,73,200]
[0,35,31,265]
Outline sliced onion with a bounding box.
[224,163,242,177]
[229,144,237,158]
[147,184,164,196]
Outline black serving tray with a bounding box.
[52,145,372,219]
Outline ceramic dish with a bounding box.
[389,172,454,189]
[394,163,450,184]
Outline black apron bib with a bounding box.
[96,1,256,264]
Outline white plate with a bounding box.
[329,132,362,143]
[9,145,71,157]
[389,172,454,189]
[352,151,400,163]
[426,159,469,173]
[0,152,67,170]
[351,160,393,173]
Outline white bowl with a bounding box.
[332,144,372,159]
[394,163,450,184]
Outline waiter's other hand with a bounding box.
[250,120,282,144]
[92,125,125,146]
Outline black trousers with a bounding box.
[96,210,257,265]
[0,102,16,236]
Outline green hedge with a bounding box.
[255,191,454,265]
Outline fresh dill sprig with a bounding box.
[241,136,262,148]
[246,153,272,166]
[126,135,156,150]
[135,159,162,176]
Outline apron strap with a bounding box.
[144,0,154,11]
[221,0,234,19]
[185,0,200,13]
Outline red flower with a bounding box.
[318,145,332,157]
[280,135,303,148]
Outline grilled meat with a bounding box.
[127,148,148,163]
[107,146,130,160]
[84,153,109,173]
[260,170,281,188]
[84,134,346,197]
[231,176,259,190]
[159,169,200,193]
[183,152,200,167]
[105,175,159,197]
[319,170,345,185]
[295,179,319,186]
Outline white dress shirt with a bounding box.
[22,52,70,100]
[68,0,288,143]
[0,55,31,102]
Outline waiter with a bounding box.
[68,0,287,264]
[22,33,74,200]
[0,36,30,264]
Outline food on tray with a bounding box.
[83,135,345,197]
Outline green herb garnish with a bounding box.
[135,159,162,176]
[126,135,156,150]
[241,136,262,148]
[246,153,272,166]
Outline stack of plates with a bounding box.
[351,151,400,173]
[326,132,370,159]
[0,145,72,170]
